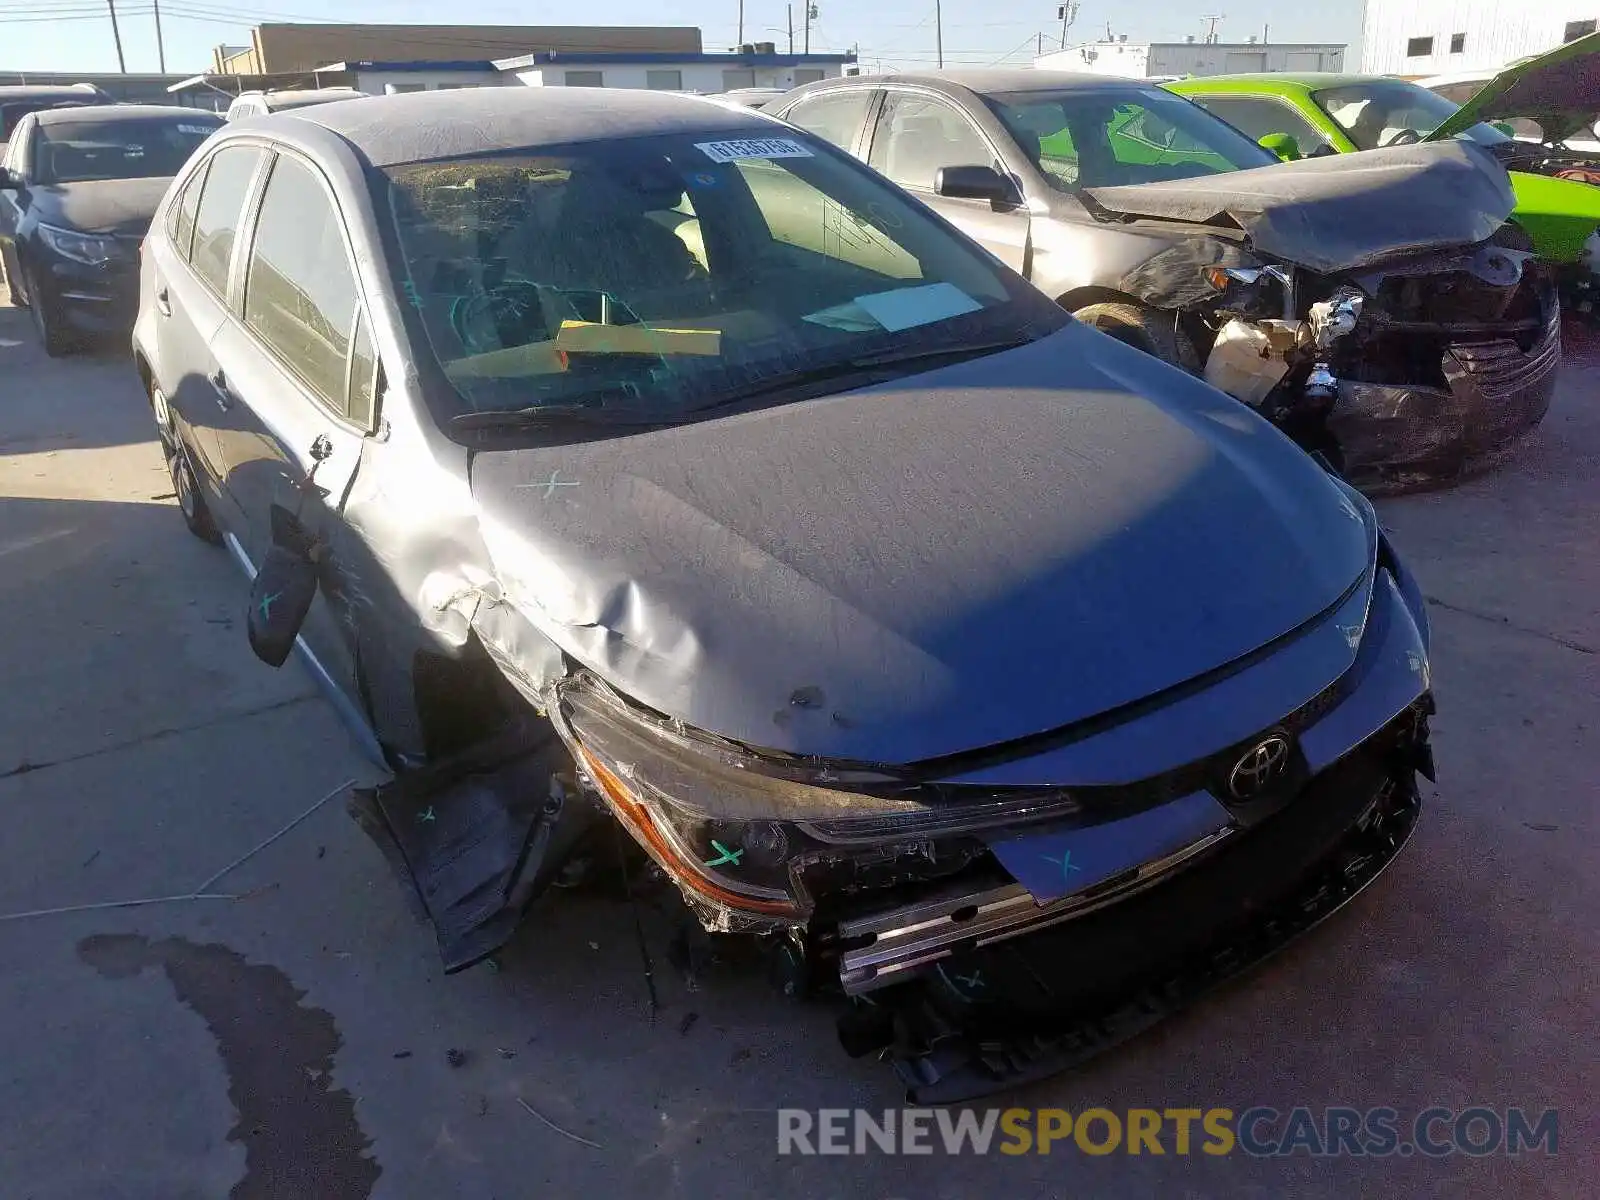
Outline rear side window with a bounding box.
[167,162,208,261]
[243,153,360,412]
[784,90,872,152]
[190,145,263,295]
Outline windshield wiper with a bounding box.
[688,335,1041,414]
[449,403,687,432]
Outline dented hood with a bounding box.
[467,324,1371,765]
[1085,140,1516,274]
[1429,31,1600,146]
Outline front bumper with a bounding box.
[860,730,1422,1102]
[1329,305,1560,494]
[36,246,139,334]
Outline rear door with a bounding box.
[864,89,1031,274]
[148,141,267,531]
[207,146,372,700]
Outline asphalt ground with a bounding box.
[0,292,1593,1197]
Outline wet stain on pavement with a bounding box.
[77,933,380,1199]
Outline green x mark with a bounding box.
[704,840,743,868]
[1043,850,1081,879]
[258,590,282,621]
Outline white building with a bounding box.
[322,50,855,97]
[1360,3,1598,75]
[494,51,851,93]
[1035,38,1345,79]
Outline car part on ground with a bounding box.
[769,71,1557,493]
[132,86,1438,1098]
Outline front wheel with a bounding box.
[23,266,73,357]
[162,417,221,545]
[1072,301,1196,371]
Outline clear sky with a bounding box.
[0,0,1362,77]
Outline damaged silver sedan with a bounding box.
[773,72,1560,493]
[133,88,1436,1100]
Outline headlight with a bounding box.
[551,675,1081,920]
[36,224,118,265]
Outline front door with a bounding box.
[208,149,371,705]
[865,90,1032,274]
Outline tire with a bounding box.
[1073,301,1197,371]
[23,266,73,357]
[163,420,222,545]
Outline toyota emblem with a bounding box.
[1228,735,1291,800]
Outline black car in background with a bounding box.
[0,104,222,354]
[0,82,112,153]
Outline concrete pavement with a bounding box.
[0,294,1593,1198]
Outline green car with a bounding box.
[1167,33,1600,310]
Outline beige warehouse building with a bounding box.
[211,24,704,76]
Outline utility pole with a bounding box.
[1057,2,1080,50]
[787,4,794,53]
[1200,14,1224,44]
[153,0,166,73]
[738,0,744,48]
[935,0,943,67]
[804,2,814,54]
[1036,30,1042,55]
[106,0,126,72]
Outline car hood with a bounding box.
[467,324,1372,765]
[27,176,171,235]
[1085,140,1516,274]
[1430,30,1600,146]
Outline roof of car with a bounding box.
[1166,73,1401,92]
[282,86,782,166]
[34,103,221,126]
[804,69,1152,96]
[0,84,110,100]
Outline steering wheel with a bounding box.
[450,279,548,354]
[1382,128,1422,147]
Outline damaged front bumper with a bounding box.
[1199,243,1560,493]
[353,474,1435,1097]
[1331,305,1561,493]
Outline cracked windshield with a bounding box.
[380,129,1059,426]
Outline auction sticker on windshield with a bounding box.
[695,137,815,162]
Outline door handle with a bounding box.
[154,286,171,317]
[208,370,233,410]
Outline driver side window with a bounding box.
[1189,95,1334,154]
[868,92,995,192]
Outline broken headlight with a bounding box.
[550,675,1079,917]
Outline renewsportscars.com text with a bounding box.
[777,1106,1558,1157]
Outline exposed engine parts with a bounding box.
[1192,231,1558,492]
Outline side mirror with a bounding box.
[0,167,23,191]
[1258,132,1302,162]
[934,164,1018,205]
[247,542,319,667]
